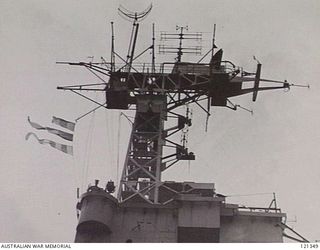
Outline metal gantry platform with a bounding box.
[57,6,294,205]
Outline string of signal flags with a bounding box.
[26,116,75,155]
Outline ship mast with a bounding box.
[115,5,196,204]
[56,6,295,205]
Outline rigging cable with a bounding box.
[105,108,113,182]
[105,108,121,186]
[82,110,95,191]
[226,192,274,197]
[116,112,122,188]
[71,120,81,194]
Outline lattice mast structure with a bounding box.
[57,5,292,205]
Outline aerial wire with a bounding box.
[105,106,119,186]
[116,112,122,189]
[226,192,273,197]
[71,120,81,194]
[82,109,95,191]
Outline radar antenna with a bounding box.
[118,4,152,22]
[159,26,202,62]
[117,4,152,72]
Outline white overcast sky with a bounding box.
[0,0,319,243]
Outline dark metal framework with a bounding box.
[57,7,301,204]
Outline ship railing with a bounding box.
[113,62,174,74]
[160,61,240,75]
[238,206,282,214]
[110,61,241,75]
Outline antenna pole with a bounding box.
[176,26,186,62]
[152,23,156,74]
[178,27,182,62]
[111,22,115,72]
[211,24,216,58]
[273,192,277,210]
[128,23,139,72]
[205,97,211,132]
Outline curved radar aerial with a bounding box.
[118,3,153,22]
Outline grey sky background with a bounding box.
[0,0,319,242]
